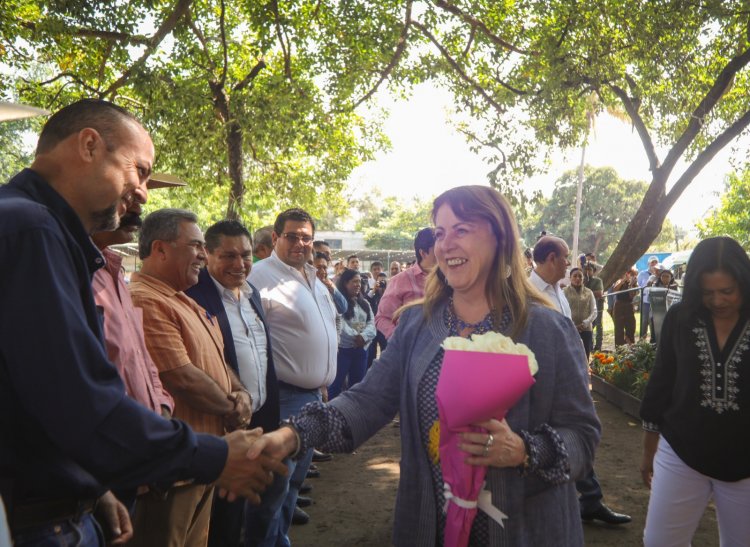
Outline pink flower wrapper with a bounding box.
[435,349,536,547]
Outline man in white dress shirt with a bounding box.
[248,208,338,545]
[529,235,631,526]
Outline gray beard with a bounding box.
[90,204,118,233]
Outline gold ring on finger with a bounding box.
[485,433,494,448]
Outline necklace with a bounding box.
[446,297,495,335]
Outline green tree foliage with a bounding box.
[403,1,750,285]
[521,166,675,262]
[698,171,750,249]
[0,0,398,224]
[353,192,433,250]
[5,1,750,279]
[0,120,37,181]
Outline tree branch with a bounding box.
[413,20,522,110]
[271,0,292,80]
[662,107,750,213]
[233,59,267,92]
[185,9,218,73]
[350,1,413,110]
[22,72,100,96]
[607,82,660,172]
[433,0,537,56]
[102,0,193,97]
[218,0,228,87]
[19,21,151,46]
[661,45,750,174]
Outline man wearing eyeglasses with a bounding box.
[249,208,338,545]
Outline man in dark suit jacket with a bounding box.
[186,220,281,547]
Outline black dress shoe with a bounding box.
[296,495,313,508]
[292,506,310,525]
[299,482,313,495]
[306,468,321,479]
[312,449,333,462]
[581,504,632,525]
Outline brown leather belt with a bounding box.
[10,497,98,532]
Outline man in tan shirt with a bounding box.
[130,208,254,547]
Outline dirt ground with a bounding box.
[290,395,719,546]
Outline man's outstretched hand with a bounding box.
[217,428,288,504]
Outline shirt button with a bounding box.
[717,362,722,367]
[717,387,722,391]
[717,373,722,378]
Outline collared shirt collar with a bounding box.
[130,271,181,296]
[209,272,252,300]
[269,250,316,285]
[10,168,105,276]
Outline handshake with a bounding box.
[217,426,302,504]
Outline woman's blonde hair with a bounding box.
[422,185,551,340]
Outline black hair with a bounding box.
[273,208,315,235]
[680,237,750,318]
[335,268,372,321]
[205,220,252,252]
[36,98,139,155]
[414,227,435,265]
[314,252,329,262]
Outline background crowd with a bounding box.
[1,99,748,547]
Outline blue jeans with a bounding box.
[245,385,319,547]
[328,347,367,400]
[13,514,103,547]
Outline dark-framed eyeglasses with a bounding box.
[280,233,314,245]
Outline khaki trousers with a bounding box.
[130,484,214,547]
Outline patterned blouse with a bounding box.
[641,303,750,481]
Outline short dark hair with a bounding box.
[36,99,139,155]
[570,267,582,276]
[370,261,383,269]
[205,220,251,252]
[314,252,328,262]
[253,225,273,249]
[139,208,198,259]
[273,208,315,235]
[313,240,330,248]
[347,254,359,262]
[680,237,750,318]
[414,227,435,264]
[533,236,566,264]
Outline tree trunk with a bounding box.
[598,169,668,287]
[225,121,244,220]
[209,80,245,220]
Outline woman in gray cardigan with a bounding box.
[254,185,600,546]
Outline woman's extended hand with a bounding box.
[459,418,526,468]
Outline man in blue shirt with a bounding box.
[0,99,285,545]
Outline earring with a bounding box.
[505,265,511,278]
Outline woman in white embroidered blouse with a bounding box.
[640,236,750,546]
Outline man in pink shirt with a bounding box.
[375,227,436,339]
[90,175,182,417]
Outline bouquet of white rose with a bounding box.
[435,331,537,547]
